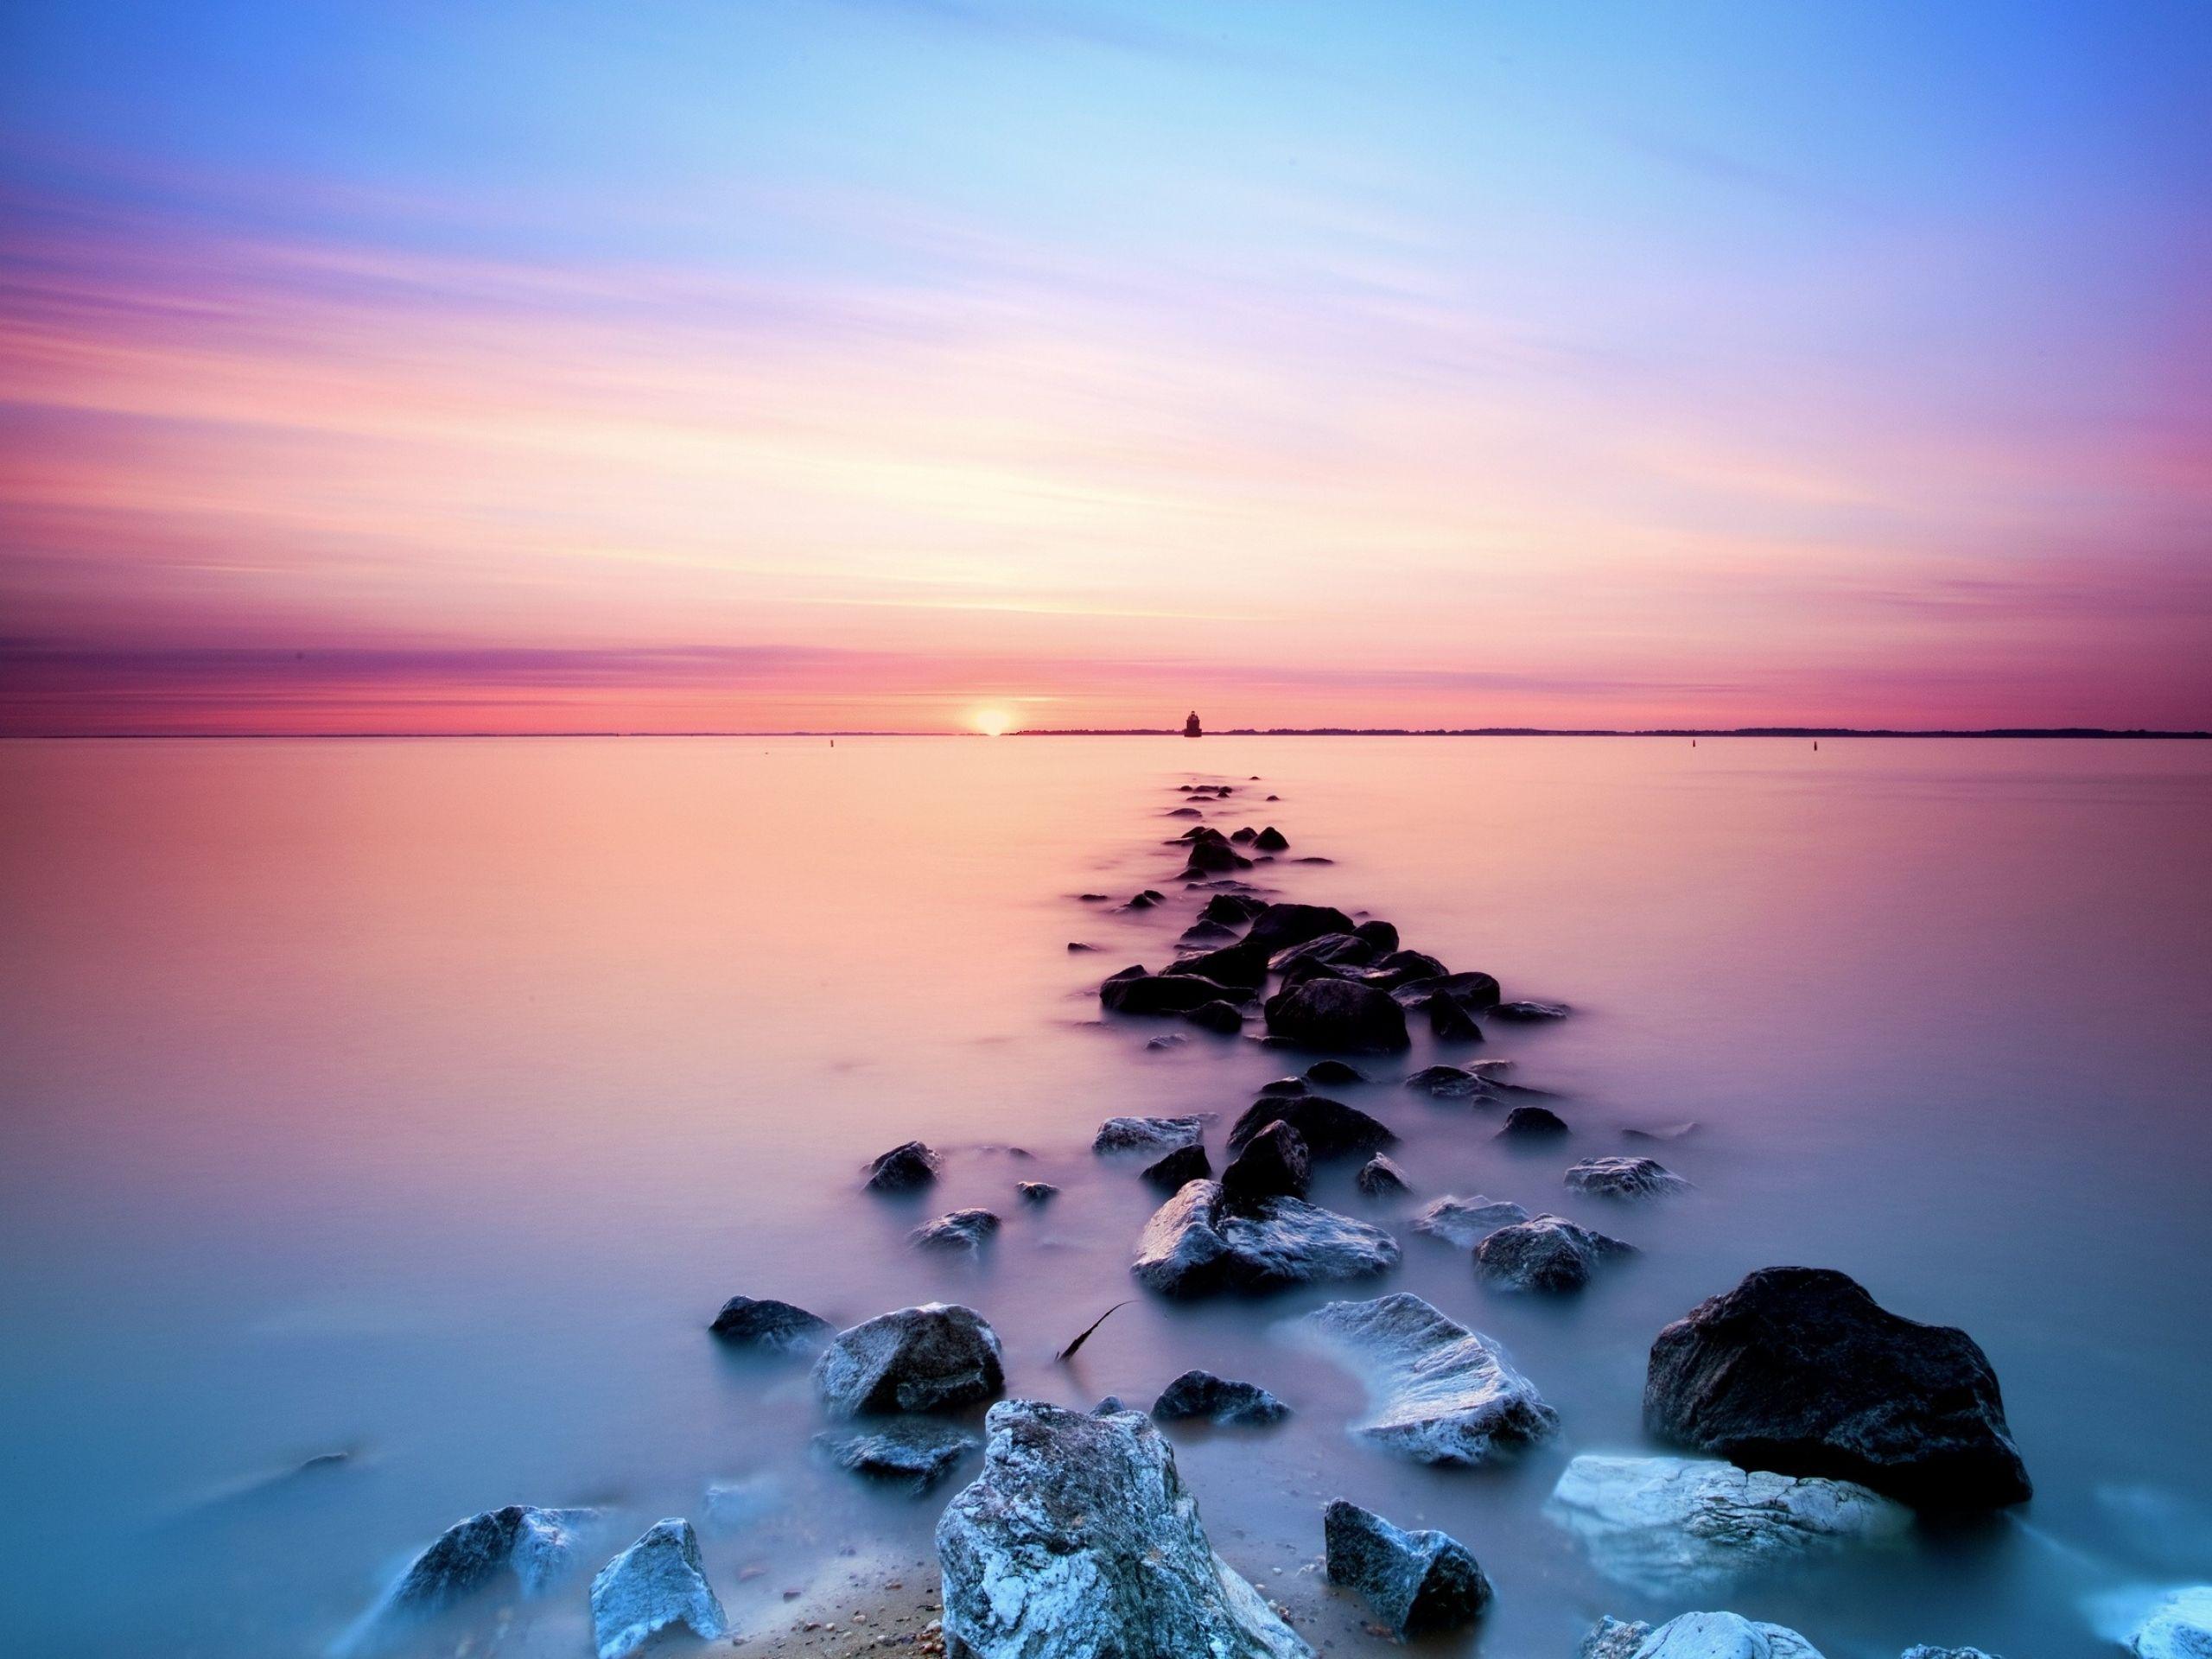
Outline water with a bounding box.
[2,735,2208,1657]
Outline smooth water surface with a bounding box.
[3,736,2209,1656]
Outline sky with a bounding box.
[2,0,2209,734]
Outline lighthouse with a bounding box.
[1183,710,1203,738]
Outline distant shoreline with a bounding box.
[3,727,2206,741]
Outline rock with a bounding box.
[1492,998,1571,1020]
[1253,827,1290,852]
[1624,1121,1700,1141]
[1172,940,1270,990]
[1352,919,1399,951]
[866,1141,940,1192]
[1133,1180,1400,1296]
[1101,969,1238,1015]
[1255,1075,1309,1098]
[1143,1142,1213,1190]
[1567,1156,1690,1198]
[1412,1195,1529,1248]
[1153,1370,1290,1427]
[911,1208,1001,1251]
[588,1520,728,1659]
[1243,902,1358,957]
[1181,839,1253,875]
[1264,977,1410,1052]
[1268,931,1376,973]
[1363,949,1448,988]
[1644,1267,2031,1509]
[1230,826,1257,843]
[1584,1617,1656,1659]
[1179,918,1239,944]
[1403,1064,1495,1100]
[1605,1611,1827,1659]
[1545,1453,1912,1592]
[1427,994,1485,1042]
[1499,1103,1570,1137]
[1201,892,1268,925]
[1306,1059,1364,1084]
[1902,1649,2002,1659]
[814,1303,1006,1416]
[349,1505,598,1642]
[2126,1590,2212,1659]
[1146,1033,1185,1050]
[1167,805,1204,817]
[937,1402,1310,1658]
[1066,941,1096,952]
[1220,1120,1311,1205]
[708,1297,832,1353]
[1356,1154,1410,1196]
[1123,891,1160,910]
[1322,1499,1491,1634]
[1077,892,1110,902]
[1393,970,1502,1010]
[1095,1115,1206,1154]
[814,1421,980,1492]
[1018,1180,1058,1204]
[1226,1095,1394,1159]
[1186,999,1245,1033]
[1301,1292,1557,1465]
[1475,1213,1635,1293]
[700,1475,779,1534]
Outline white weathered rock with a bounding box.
[1545,1453,1911,1592]
[935,1399,1310,1659]
[1618,1611,1827,1659]
[2129,1587,2212,1659]
[1411,1195,1528,1249]
[588,1519,727,1659]
[1132,1179,1398,1296]
[1300,1292,1556,1465]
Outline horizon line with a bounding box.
[3,726,2207,741]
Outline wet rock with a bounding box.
[1901,1649,2002,1659]
[1145,1033,1185,1051]
[588,1519,728,1659]
[1153,1370,1291,1427]
[911,1208,1001,1251]
[1123,892,1160,910]
[1392,970,1502,1010]
[1268,931,1376,972]
[1182,839,1254,876]
[1428,994,1485,1042]
[1301,1292,1557,1465]
[813,1302,1006,1416]
[2126,1591,2212,1659]
[1101,969,1239,1015]
[866,1141,941,1192]
[1545,1453,1911,1593]
[1255,1075,1310,1098]
[347,1504,599,1643]
[1412,1194,1529,1248]
[1306,1059,1364,1085]
[1220,1120,1310,1205]
[1356,1154,1410,1197]
[1226,1095,1393,1159]
[1066,941,1097,952]
[1492,998,1571,1020]
[1403,1063,1495,1099]
[1017,1180,1058,1204]
[813,1421,980,1493]
[1476,1213,1635,1293]
[1567,1156,1690,1198]
[936,1400,1310,1659]
[1143,1142,1213,1190]
[1499,1103,1570,1137]
[1094,1115,1205,1154]
[1243,902,1359,957]
[1077,893,1110,902]
[1167,805,1204,818]
[1179,918,1239,945]
[708,1297,832,1354]
[1172,941,1271,990]
[1132,1180,1399,1297]
[1599,1611,1827,1659]
[1323,1499,1491,1634]
[1230,826,1257,843]
[1624,1121,1700,1141]
[1363,948,1449,988]
[1352,919,1399,952]
[1584,1618,1656,1659]
[1264,976,1410,1052]
[1201,892,1268,925]
[1644,1267,2031,1510]
[1186,999,1245,1033]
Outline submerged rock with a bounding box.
[2126,1590,2212,1659]
[1094,1115,1206,1154]
[1153,1370,1291,1427]
[1301,1292,1557,1465]
[1403,1064,1495,1100]
[1179,918,1239,945]
[910,1208,1001,1251]
[1545,1453,1912,1593]
[1412,1195,1529,1249]
[1323,1499,1491,1634]
[1226,1095,1393,1160]
[1201,892,1269,925]
[1475,1214,1635,1293]
[814,1303,1006,1417]
[1187,999,1245,1033]
[1172,941,1270,990]
[1143,1142,1213,1190]
[1363,948,1449,988]
[1220,1119,1310,1205]
[814,1421,980,1492]
[1264,976,1411,1052]
[346,1504,599,1644]
[1133,1180,1399,1297]
[1644,1267,2031,1510]
[1356,1154,1411,1197]
[1595,1611,1827,1659]
[701,1475,779,1534]
[1492,998,1571,1020]
[1427,994,1485,1042]
[936,1400,1311,1659]
[865,1141,940,1192]
[1499,1104,1570,1137]
[708,1296,832,1354]
[1017,1180,1058,1204]
[588,1520,727,1659]
[1568,1156,1690,1198]
[1253,826,1290,852]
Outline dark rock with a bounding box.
[1413,1195,1529,1248]
[1499,1104,1570,1137]
[1101,969,1237,1015]
[1356,1154,1410,1197]
[1145,1033,1185,1051]
[1474,1214,1635,1293]
[1363,948,1448,988]
[1323,1499,1491,1634]
[935,1401,1308,1659]
[1230,826,1257,843]
[1167,806,1204,818]
[813,1302,1006,1416]
[1624,1121,1699,1141]
[1352,919,1399,951]
[1182,840,1253,875]
[813,1421,979,1492]
[1266,793,1279,800]
[1644,1267,2031,1509]
[1017,1181,1058,1204]
[1095,1115,1205,1154]
[1492,998,1571,1020]
[1306,1059,1365,1085]
[1243,902,1358,957]
[1226,1095,1393,1159]
[1393,970,1502,1010]
[1268,931,1376,972]
[1124,891,1160,910]
[1077,892,1110,902]
[1066,941,1097,952]
[1171,941,1270,990]
[1403,1064,1495,1100]
[1567,1157,1690,1198]
[1255,1076,1309,1098]
[1186,999,1245,1033]
[1253,827,1290,852]
[911,1208,1001,1251]
[709,1297,832,1354]
[1292,855,1334,864]
[1200,893,1268,925]
[1132,1180,1399,1296]
[355,1504,598,1634]
[1276,955,1351,988]
[1153,1370,1290,1427]
[1179,918,1239,944]
[865,1141,940,1192]
[1143,1142,1213,1190]
[1220,1120,1311,1205]
[1302,1292,1558,1465]
[1263,977,1410,1053]
[589,1520,728,1659]
[1428,995,1486,1042]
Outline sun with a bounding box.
[970,706,1015,737]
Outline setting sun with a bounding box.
[971,707,1015,737]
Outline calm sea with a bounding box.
[2,735,2208,1656]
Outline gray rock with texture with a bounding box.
[1901,1649,2002,1659]
[1094,1115,1205,1154]
[1603,1611,1827,1659]
[814,1421,980,1492]
[1474,1213,1635,1293]
[1545,1453,1911,1593]
[935,1399,1310,1659]
[1300,1292,1557,1465]
[1412,1194,1528,1248]
[1567,1156,1690,1198]
[1133,1180,1399,1296]
[814,1302,1006,1416]
[1356,1154,1410,1197]
[1152,1370,1289,1426]
[1322,1498,1491,1633]
[588,1519,727,1659]
[342,1504,599,1649]
[866,1141,940,1192]
[2126,1588,2212,1659]
[709,1296,832,1353]
[911,1208,1001,1250]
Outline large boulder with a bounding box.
[1243,902,1357,957]
[1226,1095,1393,1159]
[1264,978,1410,1052]
[1094,1115,1205,1154]
[1567,1157,1690,1198]
[2126,1587,2212,1659]
[936,1400,1310,1659]
[1322,1499,1491,1634]
[1393,970,1501,1010]
[814,1421,980,1493]
[814,1303,1007,1416]
[1172,941,1270,990]
[1187,999,1245,1033]
[589,1520,727,1659]
[343,1504,599,1647]
[865,1141,940,1192]
[1301,1293,1557,1465]
[1101,969,1238,1015]
[1219,1120,1310,1205]
[1362,949,1448,988]
[1268,932,1375,973]
[1152,1370,1290,1426]
[1412,1195,1529,1249]
[1644,1268,2031,1510]
[708,1296,831,1354]
[1133,1180,1399,1297]
[1474,1214,1635,1293]
[1545,1453,1912,1593]
[1602,1611,1826,1659]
